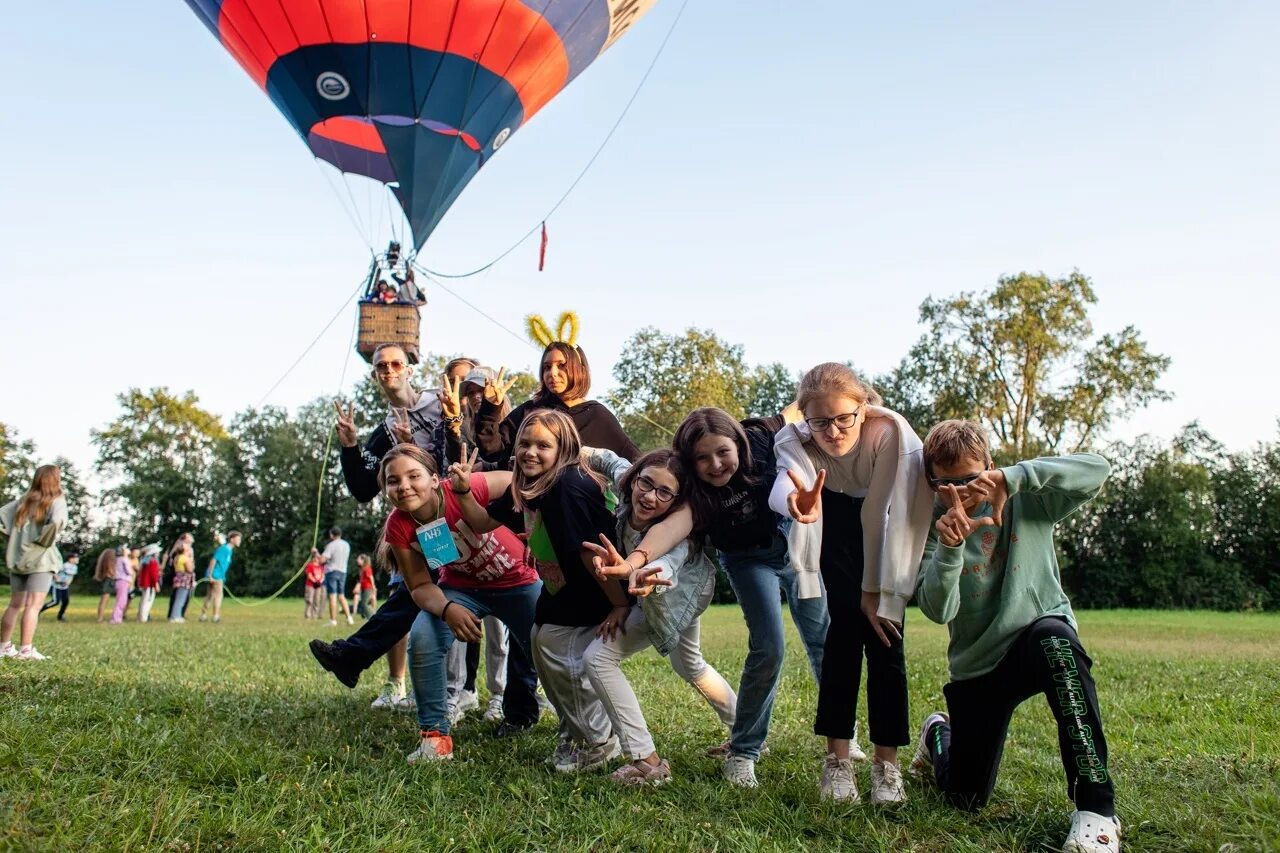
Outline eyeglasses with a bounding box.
[374,360,407,376]
[928,473,982,489]
[805,410,860,433]
[635,475,678,504]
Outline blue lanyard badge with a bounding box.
[415,518,461,570]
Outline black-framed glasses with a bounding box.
[635,475,678,504]
[374,359,407,375]
[805,409,860,433]
[928,472,981,489]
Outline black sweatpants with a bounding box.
[40,587,70,619]
[927,616,1115,816]
[813,490,910,747]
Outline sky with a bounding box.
[3,1,1278,481]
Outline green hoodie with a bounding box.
[915,454,1109,681]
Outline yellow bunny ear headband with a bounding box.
[525,311,580,349]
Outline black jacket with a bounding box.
[340,407,446,504]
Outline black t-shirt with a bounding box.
[705,415,786,553]
[490,467,622,627]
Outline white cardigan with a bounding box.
[769,407,934,622]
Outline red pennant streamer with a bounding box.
[538,221,548,271]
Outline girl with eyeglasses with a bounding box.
[671,407,830,789]
[577,448,738,786]
[769,362,934,805]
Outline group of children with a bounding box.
[87,532,241,624]
[302,542,378,623]
[312,332,1121,853]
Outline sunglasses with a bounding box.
[928,472,982,489]
[374,360,407,375]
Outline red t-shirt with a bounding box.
[359,564,375,590]
[383,473,538,590]
[304,559,325,586]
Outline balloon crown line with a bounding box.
[526,311,580,349]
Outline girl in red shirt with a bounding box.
[303,548,325,620]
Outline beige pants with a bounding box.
[304,585,324,619]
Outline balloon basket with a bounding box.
[356,302,421,365]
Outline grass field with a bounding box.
[1,600,1277,852]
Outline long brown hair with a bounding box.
[672,408,757,536]
[14,465,62,527]
[534,342,591,404]
[511,410,604,511]
[618,449,686,526]
[94,548,117,582]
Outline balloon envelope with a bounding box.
[184,0,657,250]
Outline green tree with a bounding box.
[884,271,1170,461]
[610,328,752,451]
[745,363,799,419]
[0,422,37,505]
[51,456,95,558]
[1211,424,1280,608]
[91,388,230,552]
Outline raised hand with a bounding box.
[333,400,358,448]
[627,566,672,598]
[964,469,1008,524]
[438,371,463,420]
[485,367,518,406]
[786,468,827,524]
[936,485,998,547]
[390,407,413,445]
[584,534,633,580]
[446,444,479,493]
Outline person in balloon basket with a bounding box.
[909,420,1120,853]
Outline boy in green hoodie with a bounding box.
[910,420,1119,853]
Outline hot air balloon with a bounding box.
[183,0,658,361]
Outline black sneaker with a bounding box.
[492,719,536,738]
[309,639,361,689]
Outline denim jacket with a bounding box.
[585,448,717,657]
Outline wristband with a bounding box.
[451,484,472,495]
[441,601,454,620]
[628,548,650,568]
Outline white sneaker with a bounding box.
[850,722,869,762]
[910,712,950,777]
[16,646,48,661]
[870,760,906,804]
[395,692,417,712]
[199,613,208,622]
[549,737,579,771]
[483,695,504,723]
[346,615,354,625]
[818,753,858,803]
[724,754,759,788]
[454,689,479,717]
[0,642,16,659]
[1063,811,1121,853]
[327,619,338,627]
[212,616,220,623]
[371,681,407,710]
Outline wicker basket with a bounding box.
[356,302,421,364]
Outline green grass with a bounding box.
[2,602,1277,852]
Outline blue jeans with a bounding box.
[408,582,541,734]
[168,587,190,619]
[721,533,829,759]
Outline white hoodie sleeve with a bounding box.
[771,424,825,599]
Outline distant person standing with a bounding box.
[0,465,67,660]
[354,554,376,619]
[41,553,79,622]
[303,548,325,619]
[168,536,196,622]
[94,548,117,623]
[322,527,354,626]
[200,532,241,623]
[110,545,133,624]
[136,544,162,623]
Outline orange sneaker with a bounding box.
[406,730,454,763]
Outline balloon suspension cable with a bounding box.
[414,264,674,439]
[200,303,361,606]
[418,0,692,279]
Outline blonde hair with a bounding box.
[796,362,882,413]
[922,420,992,475]
[511,409,604,511]
[14,465,62,527]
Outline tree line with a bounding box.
[1,271,1274,610]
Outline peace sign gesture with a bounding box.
[936,485,998,547]
[333,400,358,448]
[390,407,413,445]
[446,443,479,493]
[438,371,464,420]
[485,367,518,406]
[786,468,827,524]
[628,566,673,598]
[583,533,636,580]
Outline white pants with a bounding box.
[531,623,612,746]
[483,616,509,697]
[584,607,737,760]
[446,638,467,699]
[138,588,158,623]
